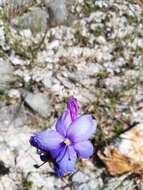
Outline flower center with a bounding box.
[64,138,71,145]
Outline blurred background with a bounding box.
[0,0,143,189]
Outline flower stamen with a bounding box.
[64,138,71,145]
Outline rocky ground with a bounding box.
[0,0,143,189]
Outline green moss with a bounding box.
[125,58,136,69]
[0,95,11,106]
[107,91,120,103]
[0,90,6,96]
[24,82,33,92]
[3,16,45,63]
[18,17,25,29]
[4,24,29,58]
[63,96,68,104]
[140,10,143,23]
[74,29,89,46]
[83,0,99,15]
[0,9,10,22]
[90,26,104,36]
[23,179,33,190]
[122,13,138,25]
[96,70,109,79]
[4,24,11,40]
[92,126,104,146]
[114,122,124,135]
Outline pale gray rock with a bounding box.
[12,7,49,33]
[0,0,4,6]
[10,55,28,66]
[44,0,75,26]
[0,59,15,90]
[0,175,17,190]
[103,76,123,92]
[44,0,67,25]
[0,103,27,129]
[28,173,56,190]
[72,170,104,190]
[72,171,89,183]
[22,91,51,118]
[8,89,21,98]
[102,174,133,190]
[0,26,5,46]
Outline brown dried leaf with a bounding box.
[98,123,143,176]
[98,147,141,176]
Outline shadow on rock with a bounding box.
[0,161,10,176]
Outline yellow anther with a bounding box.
[64,138,71,145]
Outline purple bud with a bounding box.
[67,96,79,121]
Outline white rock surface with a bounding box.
[0,59,14,90]
[22,91,51,118]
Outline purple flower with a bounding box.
[30,97,97,176]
